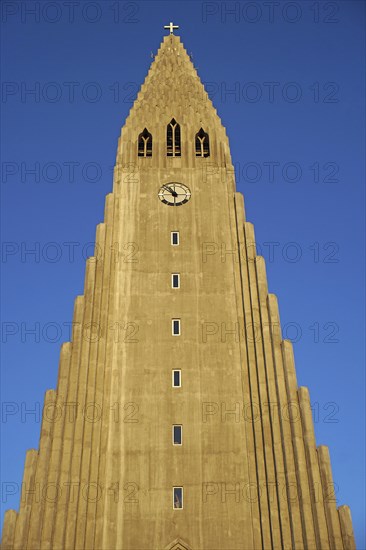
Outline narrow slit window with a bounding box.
[172,319,181,336]
[172,273,180,289]
[138,128,152,157]
[195,128,210,157]
[167,118,181,157]
[172,425,182,445]
[173,487,183,509]
[172,370,181,387]
[171,231,179,246]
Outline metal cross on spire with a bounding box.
[164,21,179,35]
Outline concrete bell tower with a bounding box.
[1,28,356,550]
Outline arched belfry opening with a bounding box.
[138,128,152,157]
[195,127,210,157]
[167,118,181,157]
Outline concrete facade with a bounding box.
[1,34,356,550]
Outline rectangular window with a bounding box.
[171,231,179,246]
[173,425,182,445]
[172,370,181,387]
[172,273,180,289]
[172,319,180,336]
[173,487,183,509]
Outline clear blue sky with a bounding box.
[1,0,365,546]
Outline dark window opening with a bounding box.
[195,128,210,157]
[173,370,181,387]
[173,425,182,445]
[138,128,152,157]
[173,487,183,509]
[172,319,180,335]
[171,231,179,245]
[167,119,181,157]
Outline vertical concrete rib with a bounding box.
[98,195,121,550]
[13,449,38,549]
[74,224,106,549]
[39,341,72,549]
[255,259,293,550]
[1,510,17,550]
[298,386,330,549]
[317,445,344,549]
[244,222,282,549]
[265,289,304,549]
[27,390,57,549]
[48,298,85,549]
[338,506,356,550]
[86,194,115,549]
[63,259,97,550]
[236,215,272,549]
[233,192,260,549]
[281,341,317,547]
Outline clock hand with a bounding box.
[162,184,175,194]
[162,184,178,197]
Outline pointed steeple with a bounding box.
[126,33,216,117]
[114,33,232,176]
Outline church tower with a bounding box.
[1,28,356,550]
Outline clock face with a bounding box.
[158,182,191,206]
